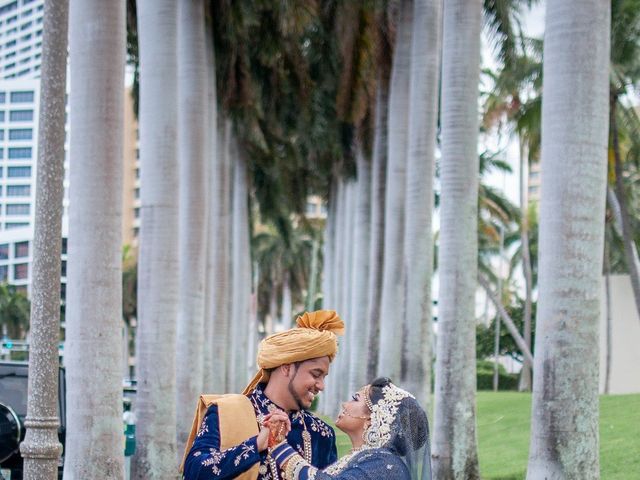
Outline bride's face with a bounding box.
[335,389,370,434]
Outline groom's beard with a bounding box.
[287,369,305,411]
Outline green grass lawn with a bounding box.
[322,392,640,479]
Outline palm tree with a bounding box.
[175,0,209,449]
[402,0,442,408]
[609,0,640,323]
[131,1,180,477]
[377,0,413,380]
[19,2,68,476]
[527,0,611,477]
[432,0,482,477]
[63,0,126,477]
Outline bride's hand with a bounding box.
[264,411,291,446]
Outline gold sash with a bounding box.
[180,394,260,480]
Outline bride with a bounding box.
[264,377,431,480]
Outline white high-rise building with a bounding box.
[0,0,46,296]
[0,0,137,302]
[0,0,44,80]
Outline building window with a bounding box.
[8,147,31,159]
[6,204,29,216]
[10,91,33,103]
[9,109,32,121]
[0,112,4,122]
[5,62,15,70]
[134,187,140,199]
[9,128,31,140]
[0,93,5,103]
[14,240,28,257]
[8,166,30,177]
[61,260,66,277]
[0,2,18,16]
[5,40,16,48]
[0,148,5,159]
[61,237,67,254]
[20,33,31,42]
[13,262,27,280]
[0,130,4,140]
[0,244,8,260]
[0,265,7,282]
[6,222,28,229]
[134,207,140,219]
[6,185,30,196]
[20,21,31,30]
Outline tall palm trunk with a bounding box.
[518,141,533,391]
[527,1,610,477]
[349,147,372,394]
[64,1,125,477]
[603,240,612,394]
[176,0,209,448]
[325,180,346,414]
[402,0,441,408]
[132,1,180,477]
[334,181,356,412]
[203,17,218,392]
[306,235,320,313]
[210,117,232,392]
[377,0,413,379]
[432,0,482,478]
[20,1,68,477]
[282,273,293,328]
[229,145,252,392]
[366,75,389,380]
[318,184,337,415]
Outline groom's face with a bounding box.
[287,356,330,410]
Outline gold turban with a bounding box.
[242,310,345,395]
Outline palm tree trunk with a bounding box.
[348,146,372,394]
[203,16,218,392]
[64,0,125,477]
[20,1,68,477]
[326,179,347,414]
[432,0,482,478]
[335,181,356,412]
[479,275,533,365]
[306,235,320,313]
[402,0,441,408]
[518,140,533,391]
[132,1,180,477]
[366,74,389,380]
[282,273,293,329]
[211,117,232,392]
[377,0,413,380]
[527,1,610,477]
[230,144,252,392]
[603,240,612,395]
[176,0,209,449]
[610,98,640,324]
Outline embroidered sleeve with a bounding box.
[183,405,262,480]
[272,445,407,480]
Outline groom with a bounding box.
[181,310,345,480]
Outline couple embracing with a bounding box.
[181,310,431,480]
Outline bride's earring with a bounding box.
[362,420,371,444]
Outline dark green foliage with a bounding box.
[476,298,536,362]
[0,283,31,339]
[476,360,518,391]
